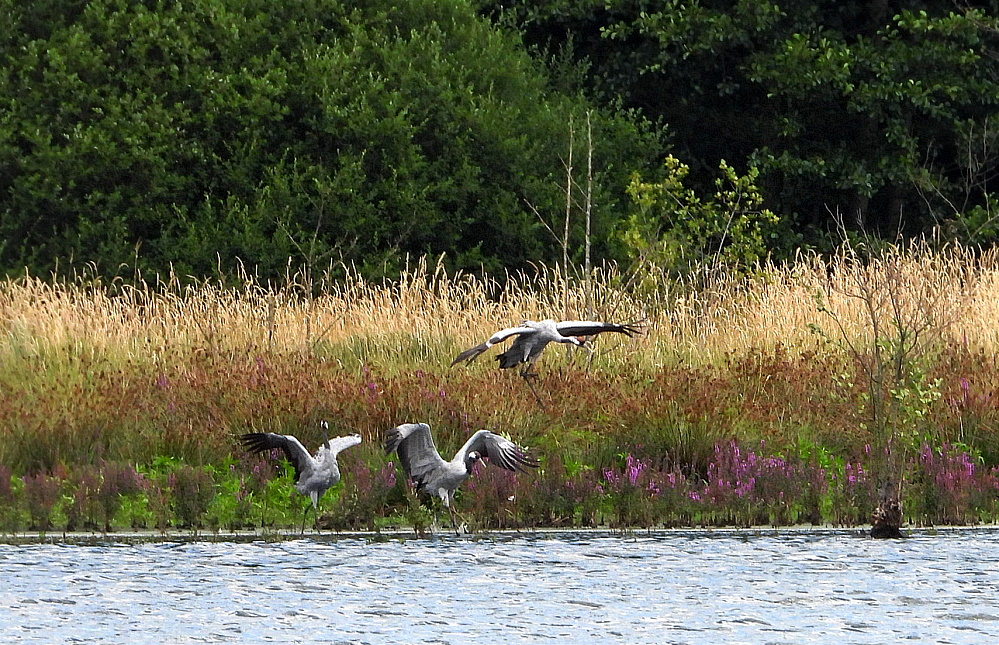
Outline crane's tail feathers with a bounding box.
[496,350,523,370]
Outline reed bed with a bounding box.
[2,244,999,533]
[2,245,995,370]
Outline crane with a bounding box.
[452,319,640,401]
[451,319,640,376]
[240,421,361,533]
[384,422,537,533]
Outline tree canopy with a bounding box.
[2,0,998,282]
[490,0,999,249]
[0,0,661,280]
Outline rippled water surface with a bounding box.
[3,528,999,643]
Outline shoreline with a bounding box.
[3,524,998,545]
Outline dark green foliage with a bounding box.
[0,466,25,533]
[169,465,216,529]
[22,471,60,531]
[0,0,660,280]
[3,0,998,282]
[489,1,999,248]
[97,461,143,531]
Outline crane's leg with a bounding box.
[447,504,475,535]
[307,491,323,535]
[441,494,470,535]
[300,496,320,536]
[520,369,546,407]
[455,508,475,535]
[440,493,457,534]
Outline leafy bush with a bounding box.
[22,472,61,532]
[620,156,779,279]
[169,465,216,530]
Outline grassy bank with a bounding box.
[2,245,999,534]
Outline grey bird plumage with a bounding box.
[451,319,641,377]
[384,422,537,509]
[240,421,362,509]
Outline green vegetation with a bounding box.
[2,247,999,534]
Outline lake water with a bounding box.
[2,528,998,644]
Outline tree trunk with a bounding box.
[870,480,904,539]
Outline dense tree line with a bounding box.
[1,0,661,280]
[1,0,998,281]
[486,0,999,250]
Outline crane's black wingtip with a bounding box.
[383,427,402,455]
[518,453,541,470]
[451,344,488,366]
[239,432,275,454]
[609,321,644,337]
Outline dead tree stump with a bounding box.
[871,480,904,539]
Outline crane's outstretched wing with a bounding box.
[325,434,362,456]
[460,430,539,472]
[451,326,535,366]
[555,321,642,339]
[384,423,450,485]
[240,432,313,482]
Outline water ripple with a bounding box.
[2,528,999,643]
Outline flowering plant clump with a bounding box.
[827,457,876,527]
[1,438,998,533]
[697,441,827,526]
[600,454,664,527]
[168,466,216,530]
[515,459,597,528]
[58,464,101,532]
[22,472,60,532]
[911,443,989,525]
[591,442,828,528]
[97,461,145,531]
[465,464,522,530]
[325,458,398,531]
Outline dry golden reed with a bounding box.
[1,244,997,374]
